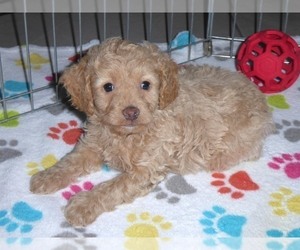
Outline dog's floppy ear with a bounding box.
[158,54,179,109]
[143,43,179,109]
[59,50,95,116]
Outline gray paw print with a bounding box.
[0,139,22,163]
[275,120,300,142]
[53,221,97,238]
[153,175,197,204]
[46,103,66,116]
[46,97,86,121]
[46,94,70,116]
[52,239,97,250]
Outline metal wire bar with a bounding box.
[209,36,244,42]
[0,52,8,120]
[256,12,263,32]
[52,1,59,102]
[103,0,107,40]
[166,0,174,52]
[78,0,83,57]
[187,0,195,61]
[229,0,238,58]
[0,102,61,124]
[23,0,34,111]
[281,0,289,32]
[2,84,57,102]
[206,0,214,39]
[256,0,264,31]
[126,0,130,40]
[144,0,153,41]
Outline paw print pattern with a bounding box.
[47,120,83,145]
[53,241,97,250]
[46,93,76,116]
[68,50,88,63]
[211,171,259,199]
[199,206,246,249]
[266,228,300,250]
[124,212,172,250]
[62,182,94,200]
[268,153,300,179]
[53,221,97,238]
[46,103,67,116]
[0,139,22,163]
[0,111,20,127]
[269,187,300,216]
[267,228,300,238]
[152,175,197,204]
[15,53,49,70]
[275,120,300,143]
[45,75,54,82]
[0,201,43,245]
[26,154,58,176]
[0,80,31,99]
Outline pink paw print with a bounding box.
[45,75,54,82]
[47,120,83,145]
[62,182,94,200]
[68,50,88,63]
[268,153,300,179]
[211,171,259,199]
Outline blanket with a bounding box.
[0,35,300,250]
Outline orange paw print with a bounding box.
[211,171,259,199]
[47,120,83,145]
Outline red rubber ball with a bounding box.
[236,30,300,93]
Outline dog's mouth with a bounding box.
[112,120,150,134]
[121,125,136,131]
[120,121,143,130]
[108,124,142,135]
[121,119,139,127]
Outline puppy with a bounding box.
[30,38,274,226]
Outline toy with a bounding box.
[236,30,300,93]
[170,31,197,49]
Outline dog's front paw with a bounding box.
[30,167,73,194]
[64,191,101,227]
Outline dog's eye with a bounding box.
[140,81,151,90]
[103,83,114,92]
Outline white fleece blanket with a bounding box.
[0,35,300,250]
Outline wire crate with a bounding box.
[0,0,299,124]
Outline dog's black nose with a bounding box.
[122,106,140,121]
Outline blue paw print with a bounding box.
[170,31,197,49]
[199,205,246,249]
[0,80,32,99]
[266,228,300,250]
[0,201,43,245]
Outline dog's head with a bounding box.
[60,38,178,134]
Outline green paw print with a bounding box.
[267,94,290,111]
[0,111,20,128]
